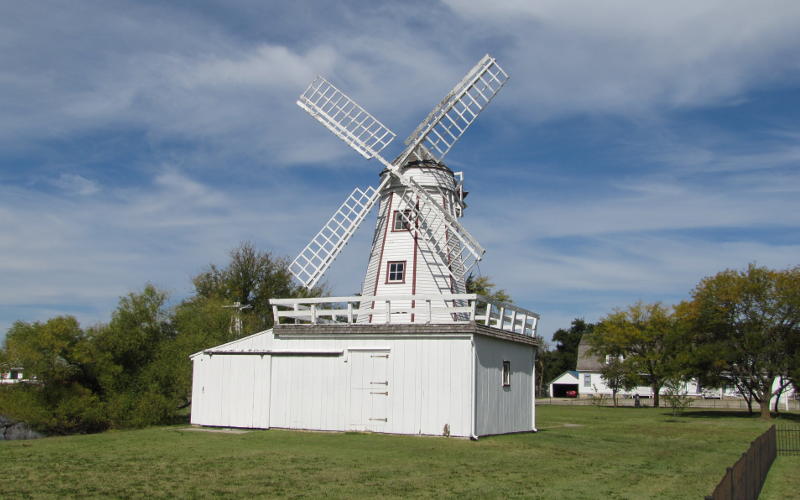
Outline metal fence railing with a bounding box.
[705,425,776,500]
[777,424,800,456]
[536,397,800,411]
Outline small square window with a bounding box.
[502,361,511,387]
[386,261,406,283]
[392,210,412,231]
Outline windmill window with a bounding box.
[502,361,511,387]
[386,261,406,283]
[392,210,413,231]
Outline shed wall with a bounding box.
[190,354,270,429]
[474,335,535,436]
[190,330,475,437]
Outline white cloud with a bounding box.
[50,173,100,195]
[5,1,797,167]
[445,0,800,117]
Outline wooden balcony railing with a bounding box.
[270,294,540,337]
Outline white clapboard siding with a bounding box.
[474,335,536,436]
[358,162,464,323]
[191,329,478,437]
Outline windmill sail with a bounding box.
[297,76,396,160]
[402,55,509,163]
[289,179,388,288]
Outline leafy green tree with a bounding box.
[687,264,800,419]
[0,316,109,434]
[552,319,591,374]
[539,319,594,391]
[193,241,324,332]
[662,378,694,417]
[590,302,686,408]
[466,274,512,303]
[600,356,637,407]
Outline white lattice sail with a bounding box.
[289,183,385,288]
[297,76,396,160]
[404,55,509,162]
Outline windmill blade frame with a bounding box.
[289,178,389,289]
[297,76,397,160]
[400,54,509,164]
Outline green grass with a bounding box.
[761,455,800,500]
[1,406,797,499]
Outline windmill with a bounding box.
[223,301,252,336]
[290,54,509,323]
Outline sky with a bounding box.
[1,1,799,344]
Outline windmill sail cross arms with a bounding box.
[399,54,509,165]
[297,76,396,160]
[290,179,388,289]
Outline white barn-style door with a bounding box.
[348,350,390,432]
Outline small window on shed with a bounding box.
[502,361,511,387]
[583,373,591,387]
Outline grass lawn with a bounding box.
[1,405,797,499]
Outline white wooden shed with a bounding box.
[190,295,539,438]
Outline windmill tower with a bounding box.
[290,55,508,322]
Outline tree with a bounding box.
[539,319,594,392]
[589,302,685,408]
[687,264,800,419]
[662,378,694,417]
[466,274,511,303]
[0,243,324,434]
[0,317,109,434]
[193,242,324,333]
[600,356,637,407]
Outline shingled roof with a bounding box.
[575,335,604,371]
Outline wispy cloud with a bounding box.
[50,173,100,195]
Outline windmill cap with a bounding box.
[379,159,453,176]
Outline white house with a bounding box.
[190,56,541,438]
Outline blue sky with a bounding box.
[2,1,799,343]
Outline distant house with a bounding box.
[548,370,579,397]
[549,336,696,399]
[572,337,664,398]
[0,367,24,385]
[549,336,796,404]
